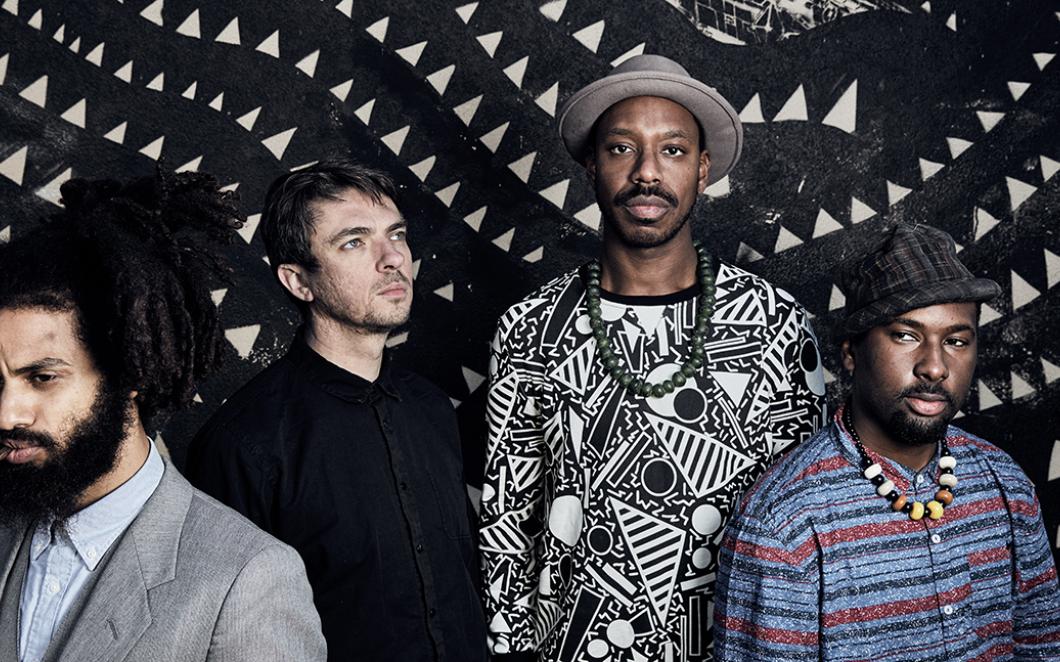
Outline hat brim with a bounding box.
[557,72,743,185]
[844,278,1002,335]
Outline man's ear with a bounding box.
[585,153,597,187]
[840,338,856,374]
[277,264,315,303]
[697,150,711,194]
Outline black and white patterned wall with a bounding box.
[0,0,1057,562]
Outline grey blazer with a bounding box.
[0,458,327,662]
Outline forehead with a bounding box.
[0,308,92,367]
[596,95,700,136]
[308,188,401,237]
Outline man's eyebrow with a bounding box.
[604,128,635,138]
[663,129,694,140]
[385,220,407,234]
[13,357,72,375]
[326,226,371,244]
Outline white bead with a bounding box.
[939,473,958,487]
[863,463,882,480]
[939,456,956,470]
[876,479,895,496]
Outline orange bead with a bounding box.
[891,494,908,512]
[935,490,953,505]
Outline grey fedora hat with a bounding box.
[556,54,743,185]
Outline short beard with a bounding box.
[602,186,696,249]
[0,381,132,532]
[882,384,962,448]
[313,273,411,336]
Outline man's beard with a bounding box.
[880,383,963,447]
[315,271,412,335]
[0,381,132,531]
[601,183,695,249]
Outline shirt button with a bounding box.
[916,474,924,485]
[47,579,60,595]
[416,543,424,553]
[86,547,99,561]
[428,608,437,617]
[931,534,941,544]
[942,605,954,615]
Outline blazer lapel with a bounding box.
[52,459,192,662]
[0,521,30,597]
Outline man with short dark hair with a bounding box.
[0,172,325,662]
[187,160,488,662]
[480,55,826,661]
[714,224,1060,660]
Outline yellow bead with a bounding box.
[909,501,925,521]
[927,500,944,520]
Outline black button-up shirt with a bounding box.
[186,335,487,662]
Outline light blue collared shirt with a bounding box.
[18,441,164,662]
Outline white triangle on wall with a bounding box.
[209,92,224,110]
[0,53,8,85]
[492,228,515,252]
[354,98,375,124]
[773,84,807,122]
[812,208,843,238]
[296,49,319,77]
[735,242,764,263]
[85,42,105,66]
[850,196,876,223]
[1007,81,1030,102]
[973,206,999,241]
[976,110,1004,132]
[886,180,912,206]
[1011,270,1039,309]
[479,122,508,153]
[256,30,280,58]
[774,225,802,252]
[434,181,460,207]
[176,9,200,38]
[1005,176,1037,212]
[330,79,353,101]
[433,283,454,301]
[396,41,427,67]
[60,98,86,128]
[182,81,197,99]
[427,64,455,95]
[103,121,127,144]
[1042,357,1060,384]
[176,155,202,173]
[946,137,973,159]
[980,303,1002,326]
[18,75,47,107]
[503,56,529,88]
[455,2,478,23]
[139,135,165,160]
[572,20,604,53]
[365,16,388,42]
[27,7,39,28]
[215,17,241,45]
[409,155,435,182]
[1048,440,1060,482]
[35,167,71,206]
[539,0,566,21]
[523,246,544,263]
[704,176,730,197]
[453,95,482,126]
[918,157,944,180]
[114,60,133,82]
[1045,248,1060,289]
[261,127,297,160]
[829,285,845,311]
[508,152,536,183]
[476,31,502,57]
[821,79,857,133]
[611,42,644,67]
[238,213,260,244]
[978,379,1002,410]
[574,204,600,231]
[1041,155,1060,181]
[1033,52,1055,70]
[146,72,164,91]
[0,146,28,185]
[738,93,764,123]
[538,179,569,208]
[236,106,261,131]
[335,0,354,19]
[535,82,559,116]
[140,0,164,26]
[1010,371,1035,399]
[225,324,261,359]
[381,125,409,155]
[463,206,487,232]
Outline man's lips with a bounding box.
[623,196,671,220]
[377,284,409,298]
[904,393,949,416]
[0,440,46,464]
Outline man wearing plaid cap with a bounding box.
[714,223,1060,660]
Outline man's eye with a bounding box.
[945,337,970,347]
[30,374,56,385]
[663,146,685,156]
[390,231,407,241]
[892,331,916,342]
[341,239,363,249]
[608,145,633,155]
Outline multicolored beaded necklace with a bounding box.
[842,405,958,521]
[583,242,716,399]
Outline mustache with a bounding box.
[613,184,679,208]
[0,429,57,449]
[897,383,955,406]
[376,271,411,290]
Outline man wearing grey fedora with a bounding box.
[714,224,1060,660]
[480,55,826,661]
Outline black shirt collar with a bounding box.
[286,329,402,403]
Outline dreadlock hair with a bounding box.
[259,159,398,318]
[0,168,244,422]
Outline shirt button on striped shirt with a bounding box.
[943,605,955,615]
[931,534,941,544]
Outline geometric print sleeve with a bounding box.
[713,507,821,661]
[765,298,827,458]
[480,297,549,656]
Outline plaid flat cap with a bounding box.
[840,223,1001,334]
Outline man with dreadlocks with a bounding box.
[0,172,327,662]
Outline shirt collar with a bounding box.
[831,403,943,491]
[32,440,164,570]
[287,328,401,402]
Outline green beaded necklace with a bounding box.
[584,242,717,398]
